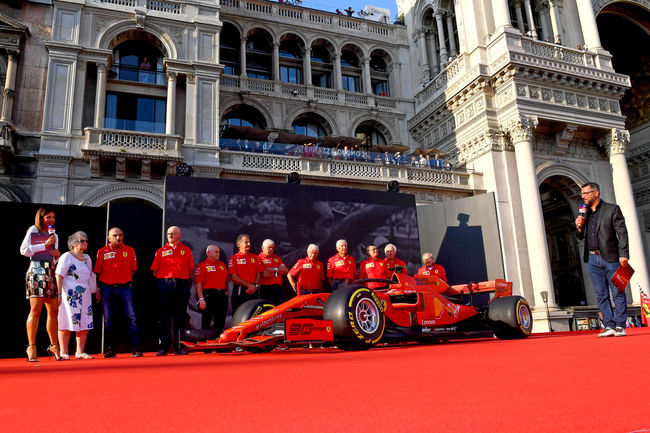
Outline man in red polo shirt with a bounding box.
[195,245,229,333]
[258,239,288,305]
[359,244,389,289]
[288,244,325,295]
[384,243,407,275]
[228,233,264,313]
[94,227,141,358]
[418,252,447,282]
[327,239,356,291]
[151,226,194,356]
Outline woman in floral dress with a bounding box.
[55,231,99,360]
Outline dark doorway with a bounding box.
[540,178,586,307]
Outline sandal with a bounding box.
[59,354,70,360]
[75,352,94,360]
[47,344,61,361]
[26,344,39,362]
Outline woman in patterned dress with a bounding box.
[55,231,99,360]
[20,207,61,362]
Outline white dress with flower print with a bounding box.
[56,252,94,332]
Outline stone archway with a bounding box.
[539,175,588,307]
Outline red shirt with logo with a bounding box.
[94,243,137,285]
[289,258,325,293]
[258,253,284,286]
[228,251,264,284]
[384,257,407,274]
[359,258,389,289]
[327,254,356,281]
[195,259,229,290]
[417,264,447,282]
[150,242,194,279]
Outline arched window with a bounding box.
[355,124,387,145]
[110,40,165,85]
[311,41,333,88]
[221,22,240,75]
[246,30,272,80]
[370,52,389,96]
[341,47,362,93]
[292,112,330,137]
[222,105,267,128]
[279,36,304,84]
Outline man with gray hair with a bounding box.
[327,239,356,291]
[258,239,288,305]
[384,243,406,274]
[288,244,325,295]
[195,245,229,333]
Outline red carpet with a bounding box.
[2,328,649,432]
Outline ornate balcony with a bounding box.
[83,127,183,180]
[0,121,15,175]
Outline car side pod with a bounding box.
[487,296,533,339]
[322,285,386,350]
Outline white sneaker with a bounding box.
[614,327,626,337]
[598,327,616,338]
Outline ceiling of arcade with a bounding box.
[597,1,650,130]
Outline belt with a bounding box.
[101,282,132,288]
[160,278,189,283]
[589,250,600,255]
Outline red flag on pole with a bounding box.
[641,289,650,327]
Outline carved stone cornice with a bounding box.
[456,129,506,164]
[134,8,146,29]
[503,115,539,144]
[599,128,629,156]
[554,124,577,156]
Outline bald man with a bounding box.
[151,226,194,356]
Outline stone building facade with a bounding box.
[1,0,649,330]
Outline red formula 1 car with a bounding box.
[181,271,533,352]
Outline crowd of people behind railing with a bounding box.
[220,137,454,170]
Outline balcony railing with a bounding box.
[521,39,596,67]
[84,127,182,158]
[109,64,166,85]
[415,54,466,107]
[98,0,181,14]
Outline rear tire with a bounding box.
[488,296,533,339]
[323,286,385,350]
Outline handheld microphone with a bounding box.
[577,204,587,230]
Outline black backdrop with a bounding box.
[4,202,162,358]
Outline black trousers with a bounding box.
[258,284,282,305]
[157,278,190,351]
[231,284,259,315]
[201,289,228,333]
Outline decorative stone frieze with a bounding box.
[503,116,539,144]
[599,128,630,156]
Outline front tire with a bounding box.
[231,299,278,352]
[488,296,533,339]
[323,286,385,350]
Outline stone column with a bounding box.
[303,47,312,86]
[272,41,280,81]
[333,53,342,90]
[523,0,538,38]
[166,71,177,135]
[94,63,107,128]
[492,0,513,30]
[417,28,431,82]
[1,52,18,122]
[508,116,557,307]
[548,0,562,42]
[426,29,439,75]
[514,1,526,34]
[537,3,551,40]
[446,15,458,56]
[362,56,372,95]
[71,60,87,134]
[576,0,602,50]
[240,37,247,76]
[434,13,448,64]
[602,129,650,304]
[184,73,197,145]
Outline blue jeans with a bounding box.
[588,254,628,328]
[101,283,141,352]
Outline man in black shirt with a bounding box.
[575,182,630,337]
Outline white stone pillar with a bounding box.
[240,37,247,76]
[426,29,439,75]
[1,52,18,122]
[272,41,280,81]
[362,56,372,95]
[514,1,526,33]
[166,71,177,135]
[333,53,342,90]
[434,13,448,64]
[509,116,557,307]
[603,129,650,304]
[417,28,431,82]
[303,47,312,86]
[446,15,458,56]
[184,73,197,145]
[523,0,538,38]
[538,4,551,40]
[576,0,602,50]
[548,0,562,42]
[493,0,513,30]
[71,60,87,134]
[94,63,107,128]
